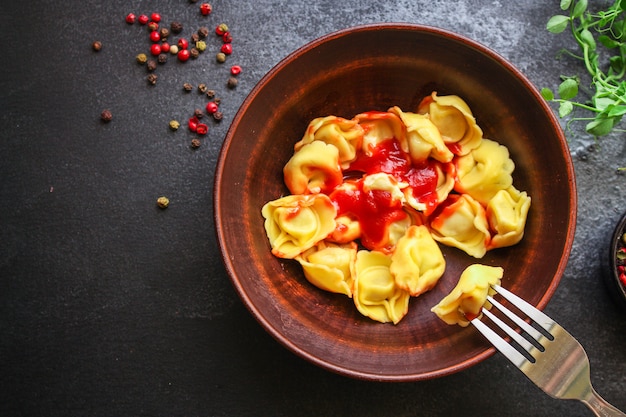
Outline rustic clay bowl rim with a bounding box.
[214,23,577,381]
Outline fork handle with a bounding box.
[582,387,626,417]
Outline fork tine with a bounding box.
[493,285,556,333]
[471,315,528,367]
[486,295,546,343]
[481,307,536,353]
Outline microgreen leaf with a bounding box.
[608,104,626,117]
[547,15,571,33]
[599,35,620,48]
[572,0,588,18]
[586,117,616,136]
[558,78,579,100]
[559,101,574,117]
[561,0,572,10]
[541,88,555,100]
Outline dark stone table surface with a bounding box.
[1,1,624,416]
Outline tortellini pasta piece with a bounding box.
[294,116,364,169]
[431,264,503,327]
[283,140,343,195]
[403,161,456,215]
[388,106,453,164]
[353,250,411,324]
[327,214,362,244]
[487,186,531,249]
[454,138,515,205]
[390,225,446,296]
[354,111,406,156]
[261,194,336,259]
[418,92,483,155]
[296,241,357,297]
[429,194,490,258]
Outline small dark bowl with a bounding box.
[214,24,577,381]
[604,211,626,311]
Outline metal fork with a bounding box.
[470,285,625,417]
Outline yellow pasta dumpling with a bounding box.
[431,264,503,327]
[327,214,362,244]
[296,241,357,297]
[294,115,364,169]
[388,106,453,164]
[354,111,406,156]
[261,194,337,259]
[418,92,483,155]
[403,161,455,215]
[353,250,410,324]
[429,194,490,258]
[390,225,446,296]
[487,186,531,249]
[283,141,343,195]
[454,138,515,205]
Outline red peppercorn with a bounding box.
[215,23,228,36]
[230,65,241,75]
[177,38,189,50]
[149,31,161,42]
[196,123,208,135]
[220,43,233,55]
[150,44,162,56]
[222,32,233,43]
[150,13,161,23]
[620,273,626,287]
[200,3,212,15]
[205,101,218,114]
[177,49,191,62]
[125,13,136,24]
[160,42,170,53]
[147,21,159,32]
[138,14,149,25]
[188,116,199,132]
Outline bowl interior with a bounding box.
[214,24,577,381]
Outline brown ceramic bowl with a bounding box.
[214,24,577,381]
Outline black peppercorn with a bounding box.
[194,108,204,119]
[170,21,183,34]
[190,138,201,148]
[147,60,157,72]
[206,89,216,98]
[190,47,199,59]
[100,109,112,122]
[159,27,170,39]
[147,73,158,85]
[213,97,222,105]
[213,111,223,121]
[198,27,209,38]
[158,53,168,64]
[198,83,208,93]
[227,76,238,89]
[183,82,194,92]
[190,33,200,43]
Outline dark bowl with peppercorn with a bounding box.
[214,24,577,381]
[604,210,626,311]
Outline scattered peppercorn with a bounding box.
[150,43,162,56]
[157,196,169,209]
[126,13,137,24]
[195,40,207,52]
[92,41,102,51]
[194,108,204,119]
[190,138,201,149]
[161,42,170,53]
[220,43,233,55]
[213,97,221,105]
[222,32,233,43]
[200,3,212,15]
[198,83,208,93]
[159,27,170,39]
[196,123,208,135]
[149,31,161,42]
[216,23,229,36]
[146,60,158,71]
[169,44,179,55]
[216,52,226,63]
[169,120,181,130]
[213,111,223,121]
[136,53,148,64]
[205,101,218,114]
[150,12,162,23]
[230,65,241,75]
[147,73,158,85]
[138,14,149,25]
[191,33,200,43]
[170,21,183,34]
[188,116,199,132]
[147,21,159,32]
[183,82,193,91]
[158,53,168,64]
[177,49,191,62]
[177,38,189,50]
[101,109,113,122]
[227,76,238,88]
[198,27,209,38]
[206,89,215,98]
[190,48,199,59]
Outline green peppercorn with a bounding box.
[195,40,207,52]
[136,53,148,64]
[216,52,226,63]
[169,120,180,130]
[157,196,170,209]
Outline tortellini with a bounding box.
[353,250,411,324]
[390,225,446,296]
[261,92,530,325]
[431,264,503,327]
[261,194,337,259]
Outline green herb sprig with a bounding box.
[542,0,626,137]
